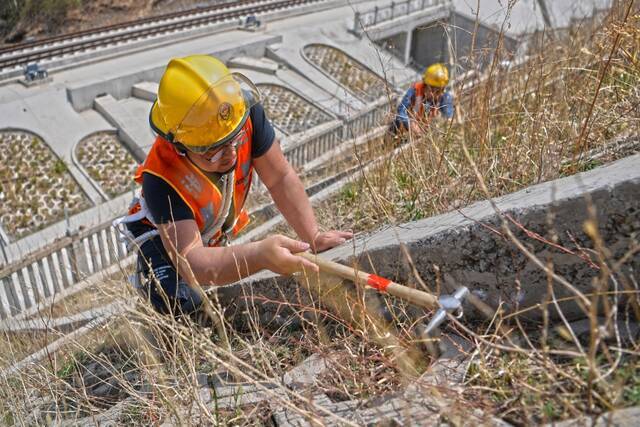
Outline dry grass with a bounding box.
[0,275,433,425]
[43,277,122,319]
[0,279,123,369]
[1,2,639,426]
[307,5,640,235]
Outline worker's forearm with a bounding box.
[177,242,265,286]
[396,87,414,126]
[269,169,318,244]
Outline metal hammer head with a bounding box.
[424,287,470,336]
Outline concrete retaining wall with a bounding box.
[353,0,450,40]
[450,12,519,71]
[216,153,640,324]
[67,35,282,112]
[410,20,449,69]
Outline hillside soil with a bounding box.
[2,0,227,46]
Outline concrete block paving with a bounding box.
[303,43,388,103]
[76,132,138,199]
[0,130,90,239]
[258,83,333,135]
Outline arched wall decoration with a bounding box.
[302,43,388,103]
[75,131,138,199]
[257,83,333,135]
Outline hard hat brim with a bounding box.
[150,72,260,153]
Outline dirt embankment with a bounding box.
[2,0,216,45]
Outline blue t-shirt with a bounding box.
[395,85,454,127]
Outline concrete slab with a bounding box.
[548,406,640,427]
[65,32,283,112]
[131,81,158,102]
[282,353,329,389]
[94,94,154,160]
[228,56,279,74]
[223,153,640,324]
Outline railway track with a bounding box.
[0,0,323,72]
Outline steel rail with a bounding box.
[0,0,320,71]
[0,0,272,56]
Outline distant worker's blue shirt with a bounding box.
[395,87,454,128]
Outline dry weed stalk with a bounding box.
[0,2,638,425]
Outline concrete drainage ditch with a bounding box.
[223,153,640,325]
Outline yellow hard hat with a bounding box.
[423,63,449,88]
[150,55,260,153]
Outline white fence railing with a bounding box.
[352,0,449,35]
[284,97,394,168]
[0,96,396,320]
[0,221,128,319]
[283,120,345,168]
[343,97,393,139]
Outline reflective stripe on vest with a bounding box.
[129,119,254,247]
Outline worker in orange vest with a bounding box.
[392,63,454,135]
[116,55,352,317]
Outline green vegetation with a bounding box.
[52,158,67,174]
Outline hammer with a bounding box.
[298,252,469,335]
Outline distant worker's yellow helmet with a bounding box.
[150,54,260,153]
[423,63,449,88]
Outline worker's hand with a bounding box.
[311,230,353,253]
[409,120,422,135]
[257,235,319,275]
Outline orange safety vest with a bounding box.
[411,82,439,122]
[129,119,254,247]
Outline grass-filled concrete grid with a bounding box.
[0,130,89,239]
[258,84,333,135]
[76,132,138,199]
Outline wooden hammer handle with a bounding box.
[297,252,438,310]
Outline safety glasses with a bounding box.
[199,127,247,163]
